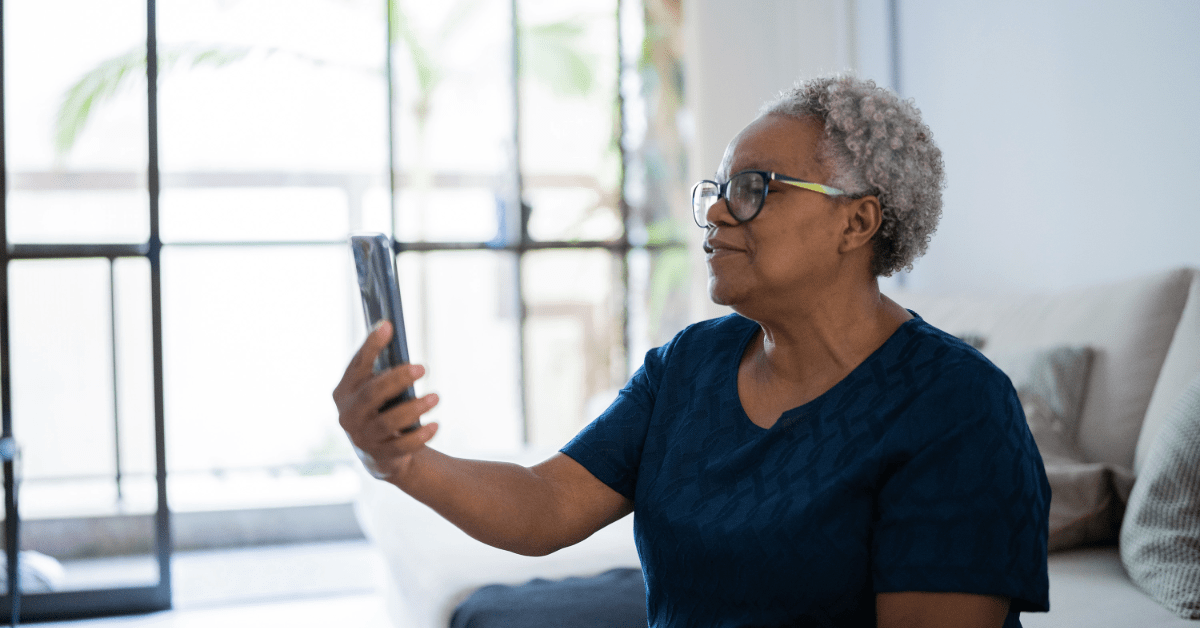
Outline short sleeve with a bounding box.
[560,342,667,500]
[871,363,1052,613]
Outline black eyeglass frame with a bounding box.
[691,169,848,227]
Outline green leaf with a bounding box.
[55,48,143,155]
[521,20,595,97]
[390,0,441,95]
[646,217,686,245]
[54,44,251,156]
[649,246,688,338]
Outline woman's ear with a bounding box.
[839,195,882,254]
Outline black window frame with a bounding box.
[0,0,680,621]
[0,0,171,621]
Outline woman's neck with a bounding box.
[737,282,912,423]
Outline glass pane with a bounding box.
[5,0,148,243]
[160,186,353,243]
[8,258,159,591]
[397,251,523,453]
[162,245,361,511]
[522,250,625,447]
[520,0,622,242]
[396,187,500,243]
[391,0,515,243]
[11,259,114,512]
[157,0,390,241]
[114,258,157,494]
[624,243,691,370]
[621,0,693,344]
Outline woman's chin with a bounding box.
[707,279,743,308]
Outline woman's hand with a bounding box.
[333,321,440,482]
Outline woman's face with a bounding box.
[704,114,848,315]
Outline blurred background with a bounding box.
[3,0,692,617]
[3,0,1199,621]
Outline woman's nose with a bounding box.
[705,196,737,227]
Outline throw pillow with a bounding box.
[985,345,1124,551]
[1120,372,1200,619]
[985,345,1093,462]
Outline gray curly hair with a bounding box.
[761,75,945,277]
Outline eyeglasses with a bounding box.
[691,170,847,227]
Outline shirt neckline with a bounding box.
[730,313,924,432]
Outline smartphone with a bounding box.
[350,233,417,418]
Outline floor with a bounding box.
[35,593,391,628]
[31,540,394,627]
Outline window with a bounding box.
[1,0,690,618]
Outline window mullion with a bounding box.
[145,0,172,605]
[510,0,531,444]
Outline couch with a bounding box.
[355,266,1200,628]
[895,266,1200,627]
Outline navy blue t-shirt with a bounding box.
[562,313,1050,628]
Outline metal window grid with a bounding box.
[0,0,674,621]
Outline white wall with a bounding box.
[899,0,1200,293]
[684,0,1200,306]
[684,0,857,182]
[683,0,857,319]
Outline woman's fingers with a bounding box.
[338,364,439,457]
[334,321,392,405]
[361,363,425,412]
[359,392,439,442]
[383,391,439,436]
[339,363,427,432]
[333,321,443,481]
[354,400,440,480]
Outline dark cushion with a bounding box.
[450,567,647,628]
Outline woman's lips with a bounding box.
[704,240,744,259]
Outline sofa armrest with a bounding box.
[353,447,641,628]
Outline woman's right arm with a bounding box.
[333,321,632,557]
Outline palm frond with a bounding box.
[54,49,144,155]
[521,20,595,97]
[389,0,442,95]
[54,44,252,156]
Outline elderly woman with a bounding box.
[334,75,1050,628]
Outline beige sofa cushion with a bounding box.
[1120,374,1200,619]
[889,267,1193,472]
[1137,269,1200,476]
[1022,547,1197,628]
